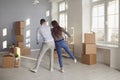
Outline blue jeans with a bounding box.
[55,39,75,67]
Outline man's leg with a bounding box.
[49,42,55,71]
[31,43,49,72]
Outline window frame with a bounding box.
[91,0,119,45]
[58,0,68,30]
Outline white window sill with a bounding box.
[96,43,118,49]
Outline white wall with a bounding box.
[67,0,82,57]
[0,0,51,50]
[111,48,120,70]
[82,0,91,42]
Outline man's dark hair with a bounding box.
[40,19,46,25]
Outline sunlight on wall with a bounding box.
[26,30,30,38]
[3,40,7,49]
[26,39,30,47]
[26,30,31,48]
[25,29,31,48]
[2,28,7,49]
[2,28,7,37]
[46,10,50,17]
[25,18,31,48]
[26,18,30,26]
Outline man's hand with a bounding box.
[37,42,39,45]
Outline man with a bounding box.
[31,19,55,73]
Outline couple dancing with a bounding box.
[31,19,77,73]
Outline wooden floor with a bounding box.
[0,51,120,80]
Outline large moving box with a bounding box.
[16,35,24,42]
[15,21,25,29]
[2,54,15,68]
[14,21,25,35]
[21,47,31,55]
[14,20,31,56]
[84,33,95,43]
[82,43,96,54]
[82,32,97,65]
[82,54,96,65]
[15,42,24,49]
[15,28,24,35]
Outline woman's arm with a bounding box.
[62,28,71,37]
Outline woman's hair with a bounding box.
[40,19,46,25]
[51,20,62,38]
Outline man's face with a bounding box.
[41,22,46,26]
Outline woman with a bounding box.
[51,20,77,73]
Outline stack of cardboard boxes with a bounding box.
[82,32,97,65]
[14,21,31,55]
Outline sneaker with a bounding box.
[59,68,64,73]
[74,59,77,64]
[30,68,37,73]
[50,68,53,72]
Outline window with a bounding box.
[26,30,30,48]
[91,0,119,45]
[59,2,66,12]
[92,4,105,42]
[3,28,7,37]
[2,28,7,49]
[107,0,119,44]
[3,40,7,49]
[25,18,31,48]
[58,1,68,30]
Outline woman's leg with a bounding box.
[55,43,63,68]
[62,40,75,60]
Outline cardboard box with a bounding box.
[14,47,21,58]
[2,54,15,68]
[82,43,96,54]
[82,54,96,65]
[15,42,24,49]
[21,47,31,55]
[15,28,24,35]
[16,35,24,42]
[84,33,95,43]
[15,21,25,29]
